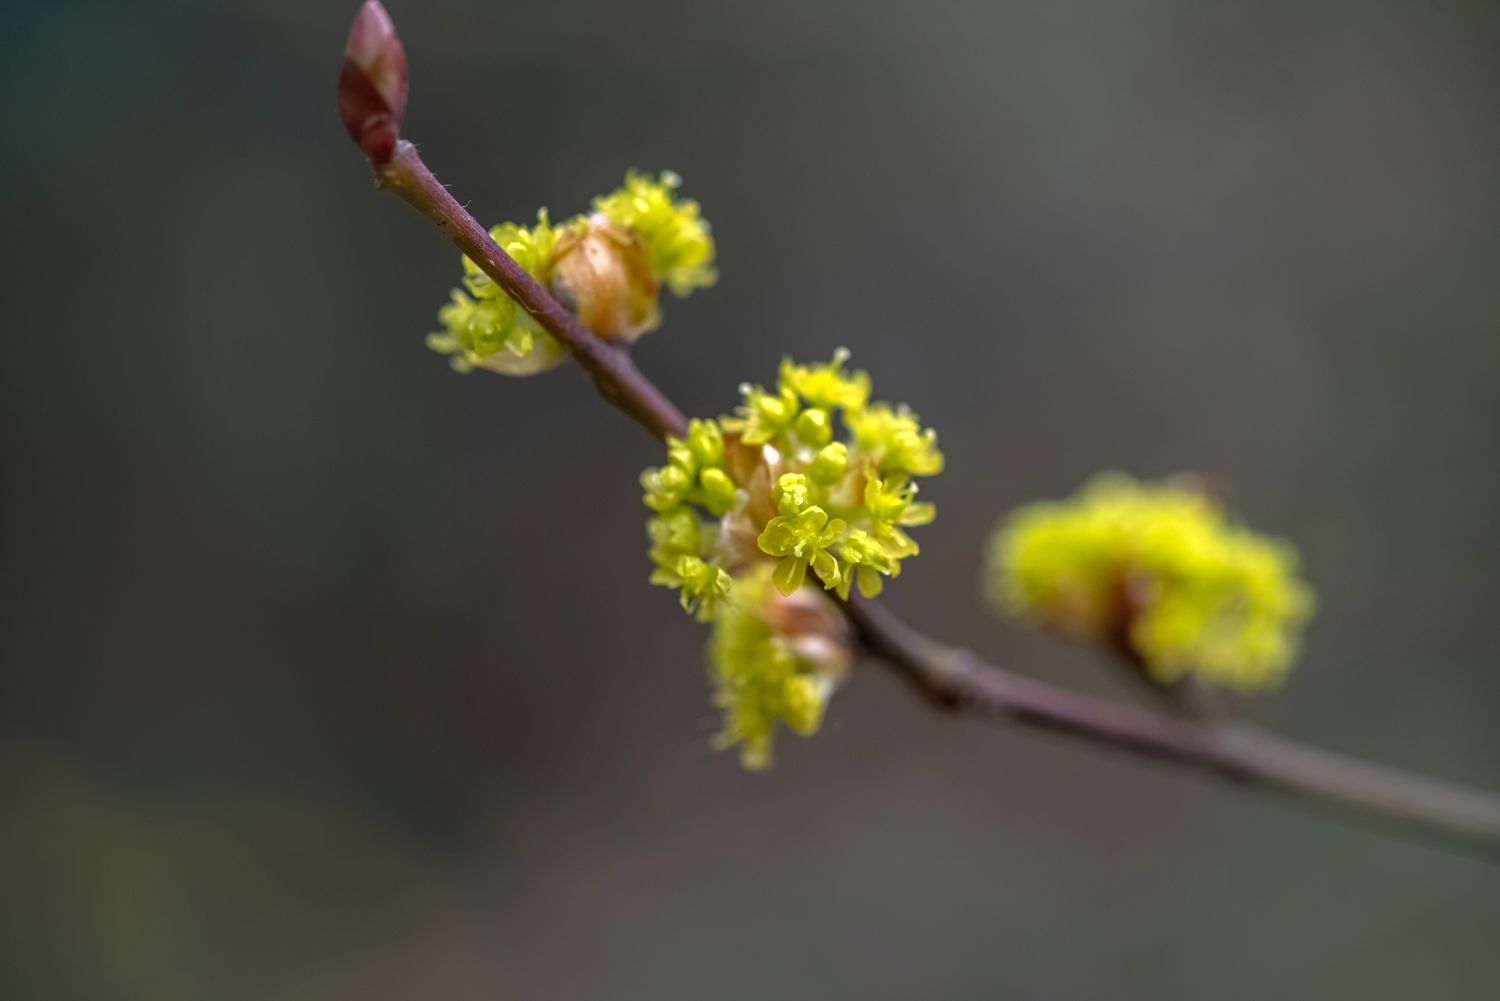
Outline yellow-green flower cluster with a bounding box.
[427,172,715,375]
[708,565,844,770]
[592,170,717,297]
[643,420,735,622]
[985,473,1314,690]
[641,350,941,766]
[426,211,569,375]
[644,349,942,608]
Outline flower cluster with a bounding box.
[985,473,1314,690]
[641,350,943,766]
[708,564,853,770]
[426,171,715,375]
[592,170,717,297]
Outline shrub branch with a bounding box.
[341,1,1500,861]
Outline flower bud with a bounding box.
[547,216,660,341]
[683,419,725,469]
[774,473,810,517]
[699,468,737,516]
[809,442,848,485]
[795,408,833,447]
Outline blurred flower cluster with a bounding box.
[641,351,943,767]
[427,171,716,374]
[985,473,1314,690]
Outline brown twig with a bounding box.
[377,146,687,442]
[339,1,1500,860]
[842,599,1500,857]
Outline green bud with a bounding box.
[648,506,701,555]
[686,418,724,468]
[794,408,833,448]
[774,473,810,517]
[642,462,692,511]
[809,442,848,485]
[700,467,737,516]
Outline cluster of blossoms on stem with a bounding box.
[427,171,716,374]
[403,154,1317,760]
[641,350,943,767]
[985,473,1314,691]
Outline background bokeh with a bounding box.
[4,0,1500,998]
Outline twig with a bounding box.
[338,2,684,442]
[378,148,687,442]
[843,598,1500,858]
[339,0,1500,860]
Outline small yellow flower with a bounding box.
[758,504,847,595]
[779,349,870,412]
[846,403,944,477]
[984,473,1315,690]
[730,382,800,446]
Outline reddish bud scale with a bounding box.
[547,219,660,342]
[338,1,409,164]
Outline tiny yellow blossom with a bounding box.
[779,349,870,412]
[846,403,945,477]
[984,473,1315,690]
[646,504,731,621]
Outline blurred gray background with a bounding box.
[3,0,1499,998]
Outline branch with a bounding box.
[338,3,684,442]
[382,147,689,441]
[339,1,1500,860]
[843,599,1500,858]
